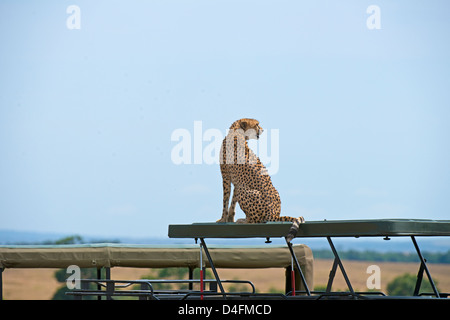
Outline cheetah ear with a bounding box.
[239,120,248,131]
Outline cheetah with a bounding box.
[217,118,304,242]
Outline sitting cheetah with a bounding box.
[217,118,304,242]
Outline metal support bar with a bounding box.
[199,242,204,299]
[411,236,440,298]
[106,281,114,300]
[97,268,102,300]
[285,239,311,296]
[326,258,338,293]
[96,267,111,300]
[188,267,194,291]
[414,261,425,296]
[139,282,150,300]
[326,237,355,296]
[0,267,3,300]
[105,267,112,300]
[199,238,226,297]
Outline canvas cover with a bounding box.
[0,244,313,272]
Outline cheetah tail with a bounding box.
[285,217,305,242]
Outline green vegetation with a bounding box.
[387,273,439,296]
[52,235,83,245]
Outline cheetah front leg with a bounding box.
[217,174,232,222]
[226,186,239,222]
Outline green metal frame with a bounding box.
[168,219,450,239]
[168,219,450,299]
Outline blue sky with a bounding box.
[0,1,449,239]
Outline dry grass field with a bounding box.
[2,259,449,299]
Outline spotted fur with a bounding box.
[217,118,304,241]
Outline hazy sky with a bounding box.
[1,1,449,239]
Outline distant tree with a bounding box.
[41,235,84,245]
[52,268,98,300]
[387,273,439,296]
[54,235,83,245]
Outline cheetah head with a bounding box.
[230,118,264,140]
